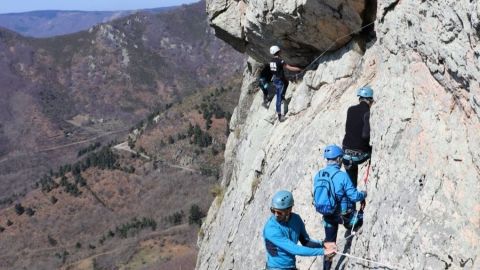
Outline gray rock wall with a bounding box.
[197,0,480,269]
[207,0,366,65]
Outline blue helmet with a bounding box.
[357,86,374,99]
[324,144,344,160]
[271,190,294,209]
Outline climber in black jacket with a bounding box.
[258,63,273,107]
[269,45,302,122]
[342,86,374,187]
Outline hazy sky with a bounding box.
[0,0,200,14]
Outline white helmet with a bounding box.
[270,45,280,55]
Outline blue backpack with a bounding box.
[313,170,340,215]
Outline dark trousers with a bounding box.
[282,79,289,100]
[323,212,363,270]
[273,79,284,113]
[346,164,358,187]
[323,224,338,270]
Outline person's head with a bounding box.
[357,86,374,107]
[270,190,293,222]
[270,45,281,56]
[323,144,344,165]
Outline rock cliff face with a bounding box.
[197,0,480,269]
[207,0,366,65]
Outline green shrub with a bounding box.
[48,235,57,246]
[14,203,25,215]
[200,165,219,178]
[188,204,205,226]
[39,175,59,192]
[55,250,69,264]
[166,210,184,226]
[115,217,157,238]
[50,196,58,204]
[191,124,212,147]
[77,142,101,157]
[74,174,87,187]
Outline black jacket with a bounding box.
[269,57,285,80]
[342,101,371,152]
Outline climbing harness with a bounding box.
[343,150,370,166]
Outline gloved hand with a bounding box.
[360,200,366,211]
[323,242,337,258]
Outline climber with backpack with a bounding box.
[258,63,274,107]
[313,144,367,270]
[263,190,336,270]
[342,86,374,187]
[269,45,302,122]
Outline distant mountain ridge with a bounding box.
[0,7,174,37]
[0,1,244,269]
[0,0,244,200]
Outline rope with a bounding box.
[342,227,360,243]
[307,227,363,270]
[297,20,376,78]
[349,160,371,235]
[335,251,405,270]
[349,211,359,236]
[362,159,372,186]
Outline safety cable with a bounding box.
[349,211,360,236]
[335,251,406,270]
[349,159,371,235]
[292,18,379,270]
[296,20,376,78]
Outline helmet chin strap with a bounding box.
[276,214,290,223]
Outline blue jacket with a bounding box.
[263,213,324,268]
[313,163,366,214]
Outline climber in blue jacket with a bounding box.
[313,144,367,270]
[263,190,336,270]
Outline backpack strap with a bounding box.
[312,170,341,206]
[328,171,341,205]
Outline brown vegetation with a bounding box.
[0,1,244,269]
